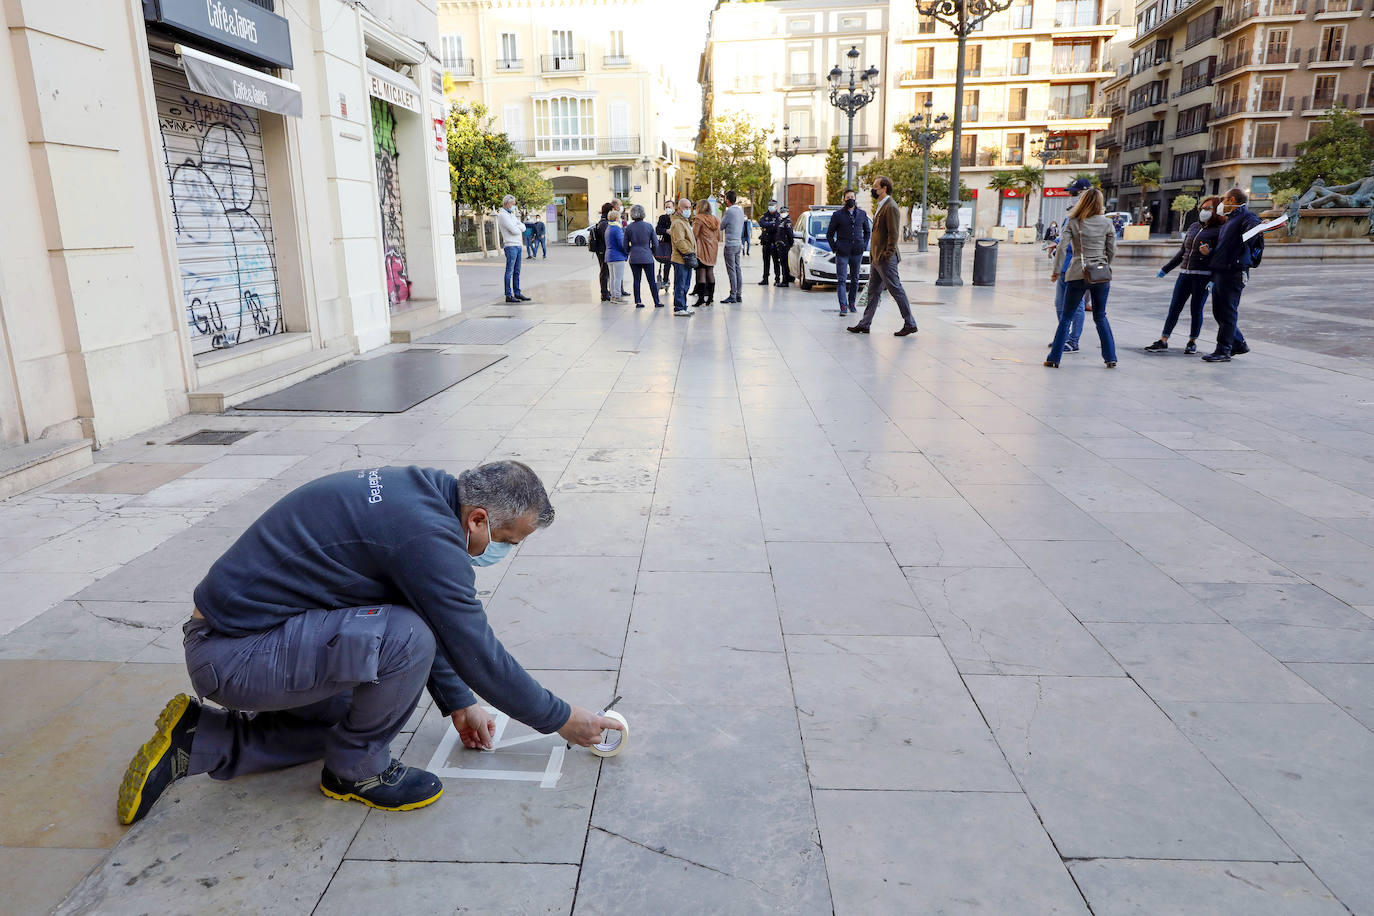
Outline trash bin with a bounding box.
[973,238,999,286]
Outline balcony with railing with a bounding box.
[1208,141,1289,161]
[604,54,631,68]
[1051,58,1107,75]
[540,53,586,74]
[1097,127,1122,148]
[445,58,475,79]
[1213,94,1296,117]
[1303,91,1349,110]
[1169,159,1206,181]
[1047,101,1110,121]
[730,75,767,90]
[787,72,818,87]
[1123,127,1164,151]
[1314,0,1365,14]
[512,135,643,157]
[1219,0,1308,33]
[1308,44,1361,65]
[793,136,822,150]
[497,58,523,72]
[1044,148,1094,164]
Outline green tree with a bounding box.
[1072,171,1102,189]
[1132,161,1163,228]
[446,102,551,212]
[825,136,846,204]
[859,119,972,212]
[695,112,771,210]
[1269,105,1374,195]
[1014,164,1044,228]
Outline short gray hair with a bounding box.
[457,460,554,529]
[502,194,517,207]
[629,204,646,220]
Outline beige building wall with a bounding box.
[0,0,458,459]
[702,0,891,214]
[438,0,689,236]
[887,0,1123,230]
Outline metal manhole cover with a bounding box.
[169,429,255,446]
[967,322,1016,329]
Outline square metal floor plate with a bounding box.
[168,429,256,446]
[237,351,506,413]
[417,318,538,346]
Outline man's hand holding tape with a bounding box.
[451,703,622,749]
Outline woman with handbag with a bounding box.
[1047,188,1118,368]
[669,197,698,316]
[691,199,721,307]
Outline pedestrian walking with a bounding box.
[591,202,613,301]
[826,187,870,315]
[1144,195,1223,355]
[757,199,779,285]
[1046,187,1117,368]
[771,206,794,286]
[669,197,698,316]
[655,202,674,290]
[847,176,918,337]
[742,215,752,255]
[115,463,621,825]
[625,204,662,308]
[496,195,530,303]
[605,202,628,302]
[692,199,720,307]
[532,216,547,258]
[1047,179,1093,352]
[719,190,745,304]
[1202,187,1265,363]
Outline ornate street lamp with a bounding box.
[828,46,880,190]
[907,101,950,254]
[914,0,1017,285]
[640,155,653,208]
[1030,137,1055,239]
[771,126,801,212]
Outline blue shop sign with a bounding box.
[144,0,293,70]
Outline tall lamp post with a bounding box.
[771,126,801,212]
[1029,137,1054,239]
[827,46,880,191]
[907,101,950,254]
[914,0,1016,285]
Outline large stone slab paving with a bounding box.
[0,599,188,662]
[640,459,766,573]
[813,789,1088,915]
[1092,511,1303,584]
[584,704,829,913]
[1068,859,1347,916]
[1186,582,1374,663]
[787,635,1016,791]
[905,567,1123,676]
[867,497,1024,567]
[955,483,1115,541]
[517,491,651,558]
[965,675,1292,860]
[1287,662,1374,731]
[1166,700,1374,913]
[752,450,882,542]
[768,541,933,636]
[316,861,578,915]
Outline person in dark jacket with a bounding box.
[1145,196,1223,355]
[625,204,662,307]
[116,462,622,825]
[592,202,613,301]
[655,202,674,289]
[1202,187,1264,362]
[826,188,871,314]
[848,175,918,337]
[772,207,795,286]
[757,200,780,284]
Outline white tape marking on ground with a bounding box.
[423,706,565,788]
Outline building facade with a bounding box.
[1114,0,1221,230]
[1207,0,1374,202]
[1,0,459,477]
[888,0,1124,230]
[700,0,892,215]
[438,0,691,237]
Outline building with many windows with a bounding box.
[888,0,1127,230]
[438,0,692,237]
[699,0,892,215]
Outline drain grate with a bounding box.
[169,429,255,446]
[967,322,1016,329]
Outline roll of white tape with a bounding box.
[590,710,629,758]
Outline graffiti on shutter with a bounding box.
[373,98,411,309]
[155,70,283,355]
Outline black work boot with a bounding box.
[117,694,201,825]
[320,758,444,811]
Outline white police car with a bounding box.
[787,206,871,291]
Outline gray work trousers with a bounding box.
[183,605,436,782]
[856,255,917,330]
[723,245,742,300]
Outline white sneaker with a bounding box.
[673,308,693,317]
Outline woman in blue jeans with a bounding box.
[1047,188,1118,368]
[1144,196,1223,355]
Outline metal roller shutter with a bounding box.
[153,64,283,355]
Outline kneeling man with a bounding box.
[117,461,620,824]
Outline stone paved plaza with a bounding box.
[3,242,1374,914]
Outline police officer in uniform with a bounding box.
[757,199,780,285]
[772,207,795,287]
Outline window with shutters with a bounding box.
[502,103,525,147]
[611,166,631,198]
[441,35,463,69]
[500,32,519,69]
[1012,43,1030,75]
[912,46,935,80]
[608,100,632,152]
[963,89,980,122]
[1253,123,1279,156]
[1319,26,1344,62]
[1009,87,1028,119]
[1005,132,1025,164]
[552,30,574,59]
[960,133,977,166]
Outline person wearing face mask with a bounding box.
[605,203,629,303]
[496,195,530,303]
[719,190,745,303]
[757,199,780,285]
[826,188,871,315]
[772,206,795,286]
[655,202,675,290]
[1144,196,1223,355]
[669,196,698,316]
[116,462,622,826]
[848,175,918,337]
[1202,186,1264,362]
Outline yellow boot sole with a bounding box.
[116,693,192,825]
[320,783,443,812]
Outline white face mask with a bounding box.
[1198,209,1213,222]
[768,204,777,211]
[681,207,691,216]
[1217,202,1229,215]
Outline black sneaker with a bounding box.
[1144,339,1169,352]
[847,325,870,334]
[1231,342,1250,355]
[117,694,200,825]
[320,758,444,811]
[515,294,531,302]
[505,296,519,303]
[1184,340,1198,355]
[1201,351,1231,362]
